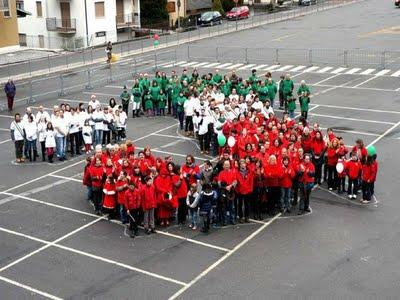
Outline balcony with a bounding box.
[116,13,139,28]
[46,18,76,34]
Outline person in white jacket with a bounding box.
[194,109,211,154]
[186,183,200,230]
[53,110,69,161]
[45,122,56,163]
[68,108,81,156]
[37,116,47,161]
[24,114,38,162]
[82,120,93,154]
[92,105,104,146]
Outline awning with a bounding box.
[17,8,31,17]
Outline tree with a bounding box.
[212,0,224,14]
[221,0,243,12]
[141,0,169,25]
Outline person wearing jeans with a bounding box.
[53,111,68,161]
[298,154,315,215]
[92,106,104,146]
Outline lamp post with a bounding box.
[177,0,181,29]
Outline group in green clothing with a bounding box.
[119,68,312,120]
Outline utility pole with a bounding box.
[177,0,181,29]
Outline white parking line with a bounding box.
[226,63,244,70]
[168,213,282,300]
[82,91,117,97]
[345,68,361,74]
[310,113,396,125]
[216,63,233,69]
[0,114,14,119]
[238,64,256,70]
[276,65,294,72]
[391,70,400,77]
[367,120,400,147]
[290,65,307,72]
[50,174,82,183]
[253,64,268,70]
[360,68,376,75]
[319,127,380,137]
[303,66,319,73]
[317,67,333,73]
[163,61,187,68]
[313,103,400,114]
[191,62,210,68]
[374,69,391,76]
[0,139,11,145]
[0,275,62,300]
[331,67,347,74]
[352,75,379,88]
[202,62,221,69]
[313,73,341,85]
[181,61,199,67]
[264,65,281,71]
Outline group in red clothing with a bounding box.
[82,112,378,236]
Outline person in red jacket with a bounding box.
[280,156,295,213]
[346,153,362,199]
[336,156,347,194]
[83,157,93,202]
[141,176,157,234]
[298,154,315,214]
[172,164,189,225]
[181,155,200,186]
[326,138,340,191]
[217,160,238,225]
[236,159,254,223]
[116,171,129,224]
[361,156,377,203]
[103,175,116,219]
[90,157,105,215]
[154,166,174,226]
[264,155,283,216]
[124,182,141,238]
[352,139,368,164]
[311,131,326,185]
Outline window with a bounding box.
[36,1,42,17]
[95,2,105,18]
[2,0,11,17]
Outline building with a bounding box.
[17,0,141,50]
[0,0,20,51]
[167,0,211,27]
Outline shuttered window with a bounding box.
[95,2,105,18]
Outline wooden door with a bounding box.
[60,2,71,28]
[116,0,124,24]
[39,35,45,48]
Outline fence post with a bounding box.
[216,47,219,62]
[28,80,35,104]
[7,57,11,78]
[188,30,190,42]
[187,44,190,61]
[343,50,348,67]
[85,69,93,90]
[28,59,32,77]
[381,51,386,69]
[154,51,158,70]
[309,49,313,65]
[141,39,144,53]
[91,48,93,63]
[245,48,248,64]
[82,51,85,65]
[275,49,279,64]
[121,44,123,56]
[58,74,66,97]
[47,55,51,73]
[66,54,69,68]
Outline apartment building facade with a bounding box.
[0,0,20,50]
[17,0,140,50]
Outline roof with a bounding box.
[186,0,212,11]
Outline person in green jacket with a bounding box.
[258,81,269,103]
[149,80,160,116]
[212,69,222,85]
[139,74,150,110]
[287,95,296,119]
[176,92,187,130]
[158,90,167,116]
[282,74,294,112]
[180,69,190,84]
[266,78,277,108]
[120,85,130,114]
[248,69,258,91]
[171,80,181,118]
[160,72,169,92]
[221,79,231,97]
[297,80,311,120]
[278,74,285,110]
[131,80,142,118]
[144,91,153,117]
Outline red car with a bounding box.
[226,6,250,20]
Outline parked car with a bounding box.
[395,0,400,7]
[198,11,223,26]
[226,6,250,20]
[299,0,317,5]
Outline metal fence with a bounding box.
[181,45,400,69]
[1,0,359,82]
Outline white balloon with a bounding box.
[336,162,344,173]
[227,136,236,147]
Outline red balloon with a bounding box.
[153,34,160,40]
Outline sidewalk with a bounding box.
[0,48,61,65]
[0,0,362,85]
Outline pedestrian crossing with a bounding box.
[160,61,400,77]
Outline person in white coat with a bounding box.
[24,115,38,162]
[68,108,81,156]
[45,122,56,163]
[37,116,47,161]
[82,119,93,154]
[10,113,25,163]
[194,109,211,154]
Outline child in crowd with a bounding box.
[103,175,116,220]
[141,176,157,234]
[82,119,93,154]
[186,183,199,230]
[44,122,56,163]
[124,182,141,238]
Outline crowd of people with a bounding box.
[9,99,127,163]
[73,68,379,238]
